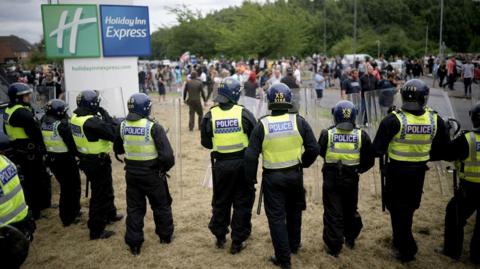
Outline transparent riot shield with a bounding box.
[32,85,56,118]
[345,91,363,127]
[151,97,183,197]
[239,95,262,119]
[66,87,127,118]
[427,87,459,196]
[364,88,402,138]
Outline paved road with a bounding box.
[422,76,480,130]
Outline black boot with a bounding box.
[269,256,291,269]
[90,230,115,240]
[215,235,226,249]
[107,213,124,224]
[230,241,246,254]
[129,245,141,256]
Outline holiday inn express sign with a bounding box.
[42,4,101,58]
[41,4,151,58]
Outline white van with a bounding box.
[343,54,374,65]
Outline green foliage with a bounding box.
[151,0,480,60]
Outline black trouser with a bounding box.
[263,167,305,266]
[13,150,52,219]
[187,100,203,131]
[209,158,255,243]
[448,74,456,90]
[322,166,363,254]
[79,155,117,237]
[385,161,426,259]
[125,171,174,247]
[464,78,472,96]
[206,84,214,101]
[443,180,480,262]
[47,154,81,225]
[439,75,446,88]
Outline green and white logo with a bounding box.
[41,4,101,58]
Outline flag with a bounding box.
[180,51,190,63]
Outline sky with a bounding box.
[0,0,263,44]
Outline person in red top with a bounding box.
[447,56,456,90]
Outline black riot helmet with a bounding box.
[45,99,68,119]
[470,102,480,131]
[400,79,429,111]
[76,90,100,112]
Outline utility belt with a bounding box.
[263,163,302,174]
[211,149,245,161]
[78,152,110,161]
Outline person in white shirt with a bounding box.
[294,65,302,85]
[462,59,475,98]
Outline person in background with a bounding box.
[314,68,325,102]
[281,68,300,113]
[341,69,361,100]
[462,59,475,98]
[412,60,423,78]
[447,57,457,90]
[267,69,282,87]
[156,68,166,103]
[244,71,259,99]
[138,69,146,94]
[183,71,206,131]
[206,65,217,102]
[294,64,302,85]
[41,72,63,99]
[114,93,175,256]
[437,61,447,89]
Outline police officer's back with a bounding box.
[245,83,319,269]
[41,99,81,226]
[114,93,175,256]
[200,78,256,254]
[318,101,374,257]
[439,103,480,264]
[4,83,51,219]
[70,90,123,240]
[372,79,450,262]
[0,151,36,269]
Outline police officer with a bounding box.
[70,90,123,240]
[245,83,319,269]
[114,93,175,256]
[318,100,375,257]
[372,79,449,262]
[4,82,52,219]
[0,140,36,268]
[438,102,480,264]
[41,99,81,226]
[200,78,256,254]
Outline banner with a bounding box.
[100,5,151,57]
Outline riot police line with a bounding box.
[0,78,479,269]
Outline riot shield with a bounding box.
[66,87,127,118]
[239,95,263,119]
[426,87,459,195]
[32,85,56,118]
[364,88,402,137]
[151,97,183,197]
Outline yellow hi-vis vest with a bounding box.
[41,120,68,153]
[457,132,480,183]
[69,113,112,155]
[261,113,303,169]
[4,104,29,141]
[120,118,158,161]
[388,109,437,162]
[325,128,361,166]
[211,105,249,153]
[0,155,28,226]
